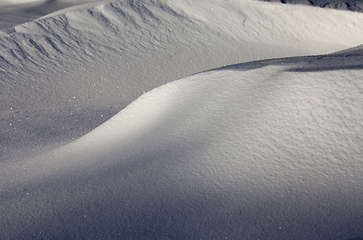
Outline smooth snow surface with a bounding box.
[0,0,44,5]
[1,0,363,239]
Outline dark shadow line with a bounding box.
[286,64,363,72]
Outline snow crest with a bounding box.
[2,0,363,157]
[1,53,363,239]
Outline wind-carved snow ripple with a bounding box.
[0,0,184,67]
[2,0,363,114]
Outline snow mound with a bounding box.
[1,53,363,239]
[2,0,363,159]
[1,1,363,238]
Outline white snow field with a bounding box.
[2,0,363,160]
[1,0,363,239]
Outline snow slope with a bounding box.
[1,0,363,239]
[2,0,363,160]
[1,50,363,239]
[0,0,101,29]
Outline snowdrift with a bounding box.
[1,50,363,239]
[1,0,363,239]
[2,0,363,159]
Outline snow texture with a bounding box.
[0,0,363,239]
[2,0,363,159]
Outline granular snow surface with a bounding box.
[0,0,363,239]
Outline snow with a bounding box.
[0,0,363,239]
[2,0,363,161]
[0,0,45,5]
[0,0,100,29]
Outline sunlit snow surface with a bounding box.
[2,0,363,159]
[1,0,363,239]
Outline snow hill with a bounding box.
[0,0,363,239]
[2,0,363,160]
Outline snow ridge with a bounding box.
[1,0,363,157]
[1,52,363,239]
[1,0,363,113]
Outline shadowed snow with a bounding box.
[2,0,363,160]
[1,53,363,239]
[1,0,363,239]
